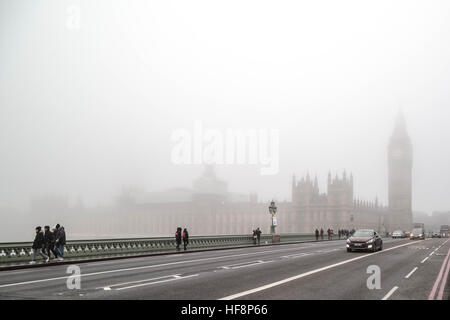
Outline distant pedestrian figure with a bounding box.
[30,226,49,264]
[54,224,66,261]
[315,229,319,241]
[44,226,58,259]
[182,228,189,251]
[320,228,324,241]
[175,227,182,251]
[327,228,331,240]
[252,229,257,245]
[330,229,334,240]
[256,227,261,245]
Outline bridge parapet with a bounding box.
[0,234,318,266]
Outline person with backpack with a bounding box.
[182,228,189,251]
[175,227,182,251]
[30,226,49,264]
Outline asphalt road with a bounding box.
[0,237,449,300]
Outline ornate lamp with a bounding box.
[269,200,277,234]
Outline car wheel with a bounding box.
[379,243,383,251]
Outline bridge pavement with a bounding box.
[0,238,449,300]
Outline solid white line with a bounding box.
[421,257,429,264]
[219,240,419,300]
[405,267,418,279]
[382,286,399,300]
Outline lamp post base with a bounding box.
[272,234,280,243]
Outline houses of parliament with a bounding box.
[38,113,414,237]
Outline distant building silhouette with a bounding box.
[56,113,414,237]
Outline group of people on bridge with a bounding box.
[175,227,189,251]
[252,228,262,245]
[315,228,355,241]
[30,224,66,264]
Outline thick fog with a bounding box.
[1,0,450,241]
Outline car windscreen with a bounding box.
[353,230,374,237]
[412,228,423,235]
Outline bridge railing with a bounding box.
[0,233,320,265]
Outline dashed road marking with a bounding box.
[382,286,399,300]
[220,260,272,270]
[101,274,199,291]
[405,267,418,279]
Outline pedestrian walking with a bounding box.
[54,224,66,261]
[315,229,319,241]
[175,227,182,251]
[330,229,334,240]
[44,226,58,260]
[256,227,261,245]
[30,226,49,264]
[327,228,331,240]
[252,229,257,245]
[320,228,324,241]
[182,228,189,251]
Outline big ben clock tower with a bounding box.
[388,111,413,232]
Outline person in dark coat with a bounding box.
[327,228,331,240]
[252,229,257,245]
[54,224,66,261]
[320,228,324,241]
[315,229,319,241]
[30,226,49,264]
[44,226,58,259]
[182,228,189,251]
[175,227,182,251]
[255,227,262,245]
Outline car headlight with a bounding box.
[346,239,351,244]
[367,239,374,244]
[419,234,423,237]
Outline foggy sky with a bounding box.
[1,0,450,215]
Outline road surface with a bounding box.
[0,237,449,300]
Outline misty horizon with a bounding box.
[2,0,450,228]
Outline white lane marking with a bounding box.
[219,240,420,300]
[281,253,311,259]
[220,260,272,270]
[421,257,429,264]
[115,274,199,291]
[96,274,181,289]
[0,243,340,288]
[405,267,418,279]
[382,286,399,300]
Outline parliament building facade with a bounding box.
[61,114,414,237]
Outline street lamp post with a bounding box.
[269,200,277,235]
